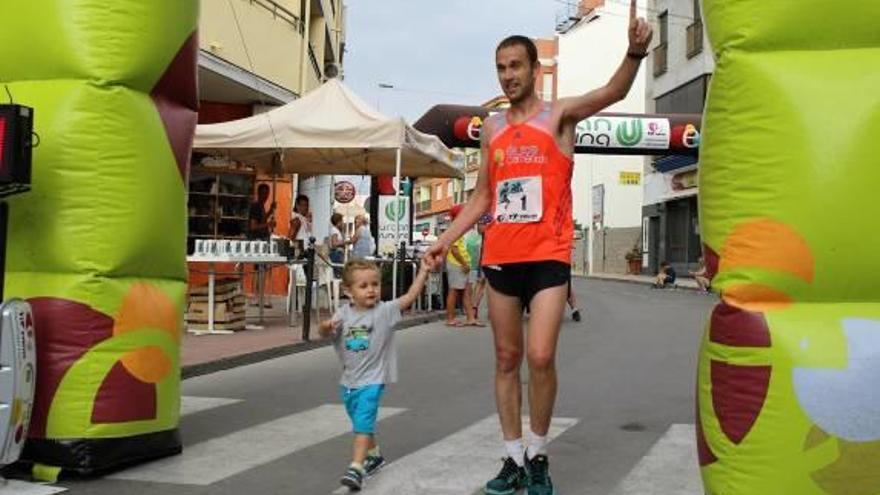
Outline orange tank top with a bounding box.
[482,103,574,266]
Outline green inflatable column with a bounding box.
[0,0,199,475]
[696,1,880,494]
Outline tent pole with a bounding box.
[392,148,402,299]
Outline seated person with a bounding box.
[689,257,711,293]
[654,261,676,289]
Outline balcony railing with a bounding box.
[416,200,432,213]
[308,42,322,80]
[686,21,704,59]
[653,43,668,77]
[252,0,304,34]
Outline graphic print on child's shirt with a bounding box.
[344,325,373,352]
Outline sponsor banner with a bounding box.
[378,195,411,256]
[415,105,701,155]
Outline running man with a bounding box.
[423,2,652,493]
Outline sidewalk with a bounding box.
[585,272,703,291]
[182,296,442,379]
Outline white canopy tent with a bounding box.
[194,78,463,297]
[194,78,463,178]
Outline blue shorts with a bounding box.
[340,384,385,435]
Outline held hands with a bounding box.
[628,0,653,56]
[422,241,449,272]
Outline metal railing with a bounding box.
[250,0,304,34]
[686,22,704,59]
[308,42,323,80]
[653,43,668,77]
[416,200,432,212]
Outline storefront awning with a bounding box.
[653,154,698,173]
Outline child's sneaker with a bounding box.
[364,454,386,476]
[485,457,526,495]
[340,465,365,491]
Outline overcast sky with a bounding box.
[343,0,568,123]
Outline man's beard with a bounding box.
[506,84,534,105]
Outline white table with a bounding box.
[187,254,289,335]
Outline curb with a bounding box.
[182,312,443,380]
[586,275,704,293]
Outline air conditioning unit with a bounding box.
[0,299,36,466]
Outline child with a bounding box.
[653,261,677,289]
[320,259,431,491]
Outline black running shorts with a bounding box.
[483,261,571,309]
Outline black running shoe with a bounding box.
[340,466,365,491]
[485,457,527,495]
[524,454,554,495]
[572,309,582,322]
[363,454,386,477]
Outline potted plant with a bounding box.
[624,246,643,275]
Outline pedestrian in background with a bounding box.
[328,213,349,277]
[445,205,482,327]
[350,214,375,260]
[290,194,313,255]
[248,183,276,307]
[467,214,491,320]
[689,257,711,293]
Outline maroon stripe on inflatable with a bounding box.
[91,361,157,423]
[709,302,771,348]
[711,360,771,444]
[696,406,718,466]
[703,243,719,280]
[151,31,199,181]
[26,297,114,438]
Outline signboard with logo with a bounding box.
[619,171,642,185]
[378,195,411,256]
[334,180,356,204]
[576,116,670,151]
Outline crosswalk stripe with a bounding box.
[108,404,407,485]
[333,415,578,494]
[180,396,243,416]
[608,424,702,495]
[0,397,238,493]
[0,480,66,495]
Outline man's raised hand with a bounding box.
[628,0,654,55]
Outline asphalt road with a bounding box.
[44,279,717,495]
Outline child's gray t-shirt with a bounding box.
[331,299,402,388]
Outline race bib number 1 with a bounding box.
[494,176,543,223]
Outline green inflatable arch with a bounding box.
[697,1,880,493]
[1,0,198,475]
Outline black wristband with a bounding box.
[627,51,648,60]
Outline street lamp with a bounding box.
[376,83,394,111]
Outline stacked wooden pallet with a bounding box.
[186,279,247,332]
